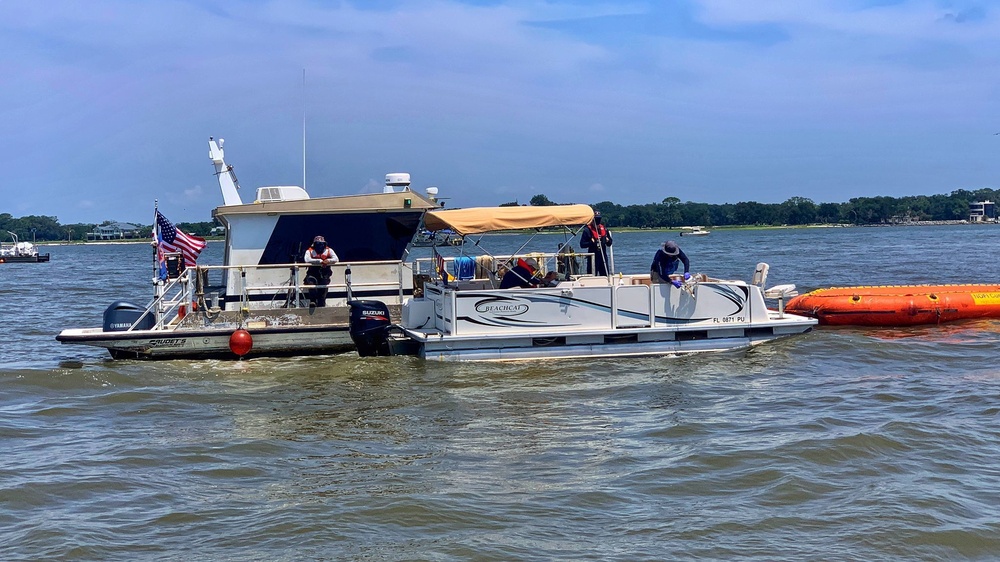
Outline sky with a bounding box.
[2,0,1000,224]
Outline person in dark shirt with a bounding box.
[500,258,541,289]
[303,235,339,306]
[650,240,690,288]
[580,211,612,276]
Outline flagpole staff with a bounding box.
[151,200,163,327]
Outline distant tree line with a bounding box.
[0,213,221,242]
[499,189,995,228]
[3,187,994,242]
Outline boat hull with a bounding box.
[57,324,353,359]
[404,324,811,362]
[785,284,1000,326]
[386,277,816,361]
[56,306,367,359]
[0,254,50,263]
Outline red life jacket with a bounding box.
[587,223,607,240]
[308,247,334,260]
[516,258,536,275]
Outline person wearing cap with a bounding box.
[580,211,613,276]
[500,257,542,289]
[303,235,339,307]
[650,240,691,288]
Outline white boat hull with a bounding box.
[408,325,807,362]
[386,276,816,362]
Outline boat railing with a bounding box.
[197,261,407,309]
[412,252,596,284]
[118,260,410,331]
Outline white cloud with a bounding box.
[2,0,1000,223]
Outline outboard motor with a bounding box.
[348,300,393,357]
[103,301,155,332]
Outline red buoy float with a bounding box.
[229,329,253,357]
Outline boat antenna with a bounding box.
[302,68,307,192]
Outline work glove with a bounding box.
[671,279,683,288]
[683,272,691,281]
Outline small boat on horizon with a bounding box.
[785,284,1000,326]
[0,232,50,263]
[679,226,710,236]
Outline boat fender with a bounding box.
[229,329,253,357]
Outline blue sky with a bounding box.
[2,0,999,223]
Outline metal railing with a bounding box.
[122,260,411,331]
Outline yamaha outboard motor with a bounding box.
[103,301,155,332]
[348,300,393,357]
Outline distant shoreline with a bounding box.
[28,221,996,245]
[614,220,990,233]
[37,238,224,246]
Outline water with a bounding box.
[3,226,1000,560]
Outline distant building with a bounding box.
[88,222,145,240]
[969,201,996,223]
[209,226,226,236]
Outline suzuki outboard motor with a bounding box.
[348,300,393,357]
[103,301,155,332]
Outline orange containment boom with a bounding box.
[784,284,1000,326]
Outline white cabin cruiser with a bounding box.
[56,138,440,359]
[348,205,816,361]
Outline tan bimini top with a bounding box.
[422,204,595,235]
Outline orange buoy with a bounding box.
[229,329,253,356]
[785,284,1000,326]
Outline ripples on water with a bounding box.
[3,228,1000,560]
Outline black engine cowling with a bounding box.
[103,301,155,332]
[348,300,393,357]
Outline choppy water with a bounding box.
[3,226,1000,560]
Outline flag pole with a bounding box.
[152,200,159,284]
[152,200,162,326]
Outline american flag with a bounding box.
[156,211,206,267]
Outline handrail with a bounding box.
[121,259,412,332]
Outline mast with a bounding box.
[302,68,307,193]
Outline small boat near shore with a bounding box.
[679,226,709,237]
[1,232,50,263]
[347,205,816,361]
[785,284,1000,326]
